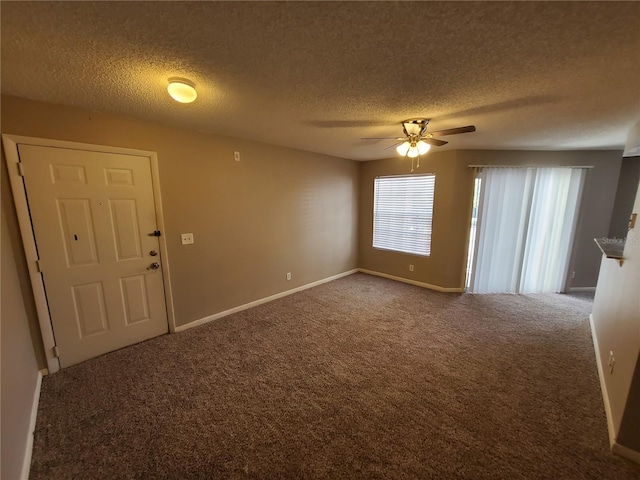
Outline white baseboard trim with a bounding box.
[175,269,359,333]
[568,286,597,292]
[358,269,465,293]
[613,442,640,464]
[589,314,616,448]
[21,369,44,480]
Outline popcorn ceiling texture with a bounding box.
[1,1,639,160]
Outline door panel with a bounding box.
[120,274,151,325]
[105,168,134,186]
[109,199,143,260]
[50,164,87,184]
[57,198,100,266]
[19,144,168,367]
[72,282,110,337]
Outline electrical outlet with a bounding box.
[571,271,575,279]
[286,272,292,281]
[181,233,194,245]
[234,151,241,162]
[409,264,414,272]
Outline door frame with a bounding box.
[2,134,176,374]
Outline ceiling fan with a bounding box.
[362,118,476,162]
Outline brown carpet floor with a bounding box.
[30,273,639,479]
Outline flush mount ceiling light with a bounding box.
[167,78,197,103]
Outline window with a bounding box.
[373,174,435,256]
[468,167,585,293]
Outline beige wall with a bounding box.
[359,149,622,290]
[358,150,473,288]
[618,355,640,452]
[591,179,640,453]
[1,183,41,479]
[609,157,640,239]
[1,148,47,365]
[1,95,359,334]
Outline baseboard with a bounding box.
[175,269,359,332]
[21,369,44,480]
[568,286,597,292]
[357,269,465,293]
[589,314,616,448]
[612,442,640,464]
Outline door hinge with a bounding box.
[17,162,25,177]
[36,259,43,273]
[53,345,60,358]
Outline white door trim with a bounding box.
[2,134,176,373]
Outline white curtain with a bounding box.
[470,167,585,294]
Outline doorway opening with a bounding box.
[3,134,175,372]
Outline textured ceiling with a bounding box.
[2,1,639,160]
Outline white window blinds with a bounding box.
[373,174,435,256]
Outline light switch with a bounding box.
[181,233,194,245]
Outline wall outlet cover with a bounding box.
[181,233,194,245]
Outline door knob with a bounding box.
[147,262,161,270]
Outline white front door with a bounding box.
[18,144,169,367]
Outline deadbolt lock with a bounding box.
[149,250,158,256]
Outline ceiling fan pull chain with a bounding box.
[411,157,415,173]
[417,156,421,169]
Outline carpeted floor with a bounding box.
[30,273,639,479]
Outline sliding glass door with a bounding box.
[468,167,585,294]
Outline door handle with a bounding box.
[147,262,161,270]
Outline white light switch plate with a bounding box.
[181,233,194,245]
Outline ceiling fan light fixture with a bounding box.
[366,118,475,166]
[167,78,197,103]
[407,146,420,158]
[404,121,422,136]
[417,141,431,155]
[396,141,411,156]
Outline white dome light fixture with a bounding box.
[396,139,431,158]
[167,78,197,103]
[417,140,431,155]
[407,145,420,158]
[396,141,411,156]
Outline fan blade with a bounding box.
[430,126,476,137]
[423,138,448,147]
[384,141,404,151]
[361,137,404,140]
